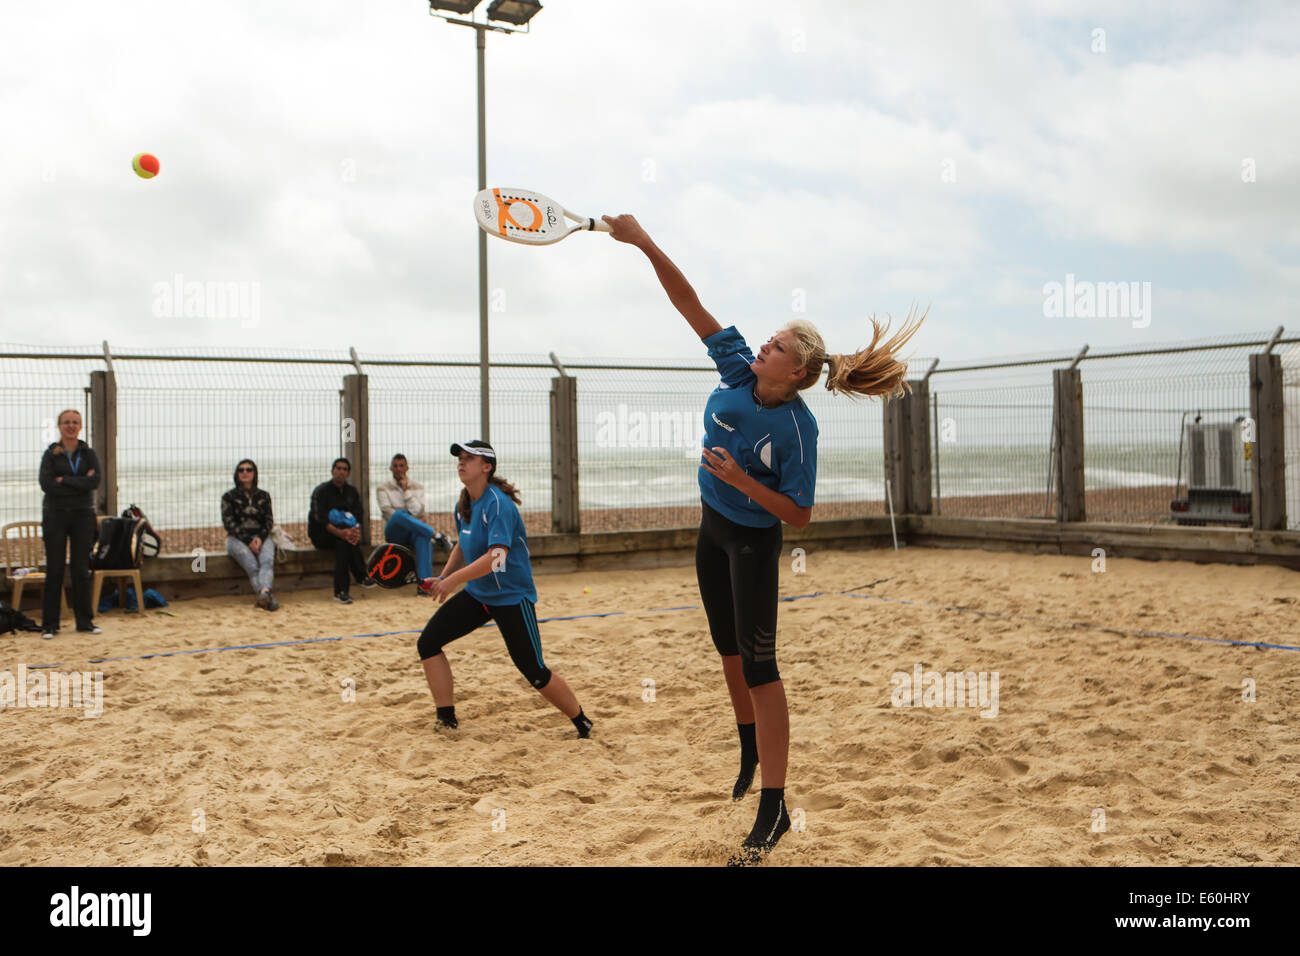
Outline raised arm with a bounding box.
[603,214,723,341]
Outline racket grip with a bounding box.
[588,217,613,232]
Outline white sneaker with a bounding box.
[41,632,54,640]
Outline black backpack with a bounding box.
[121,504,162,558]
[91,505,162,570]
[0,601,43,633]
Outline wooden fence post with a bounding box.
[881,380,930,515]
[906,379,931,515]
[88,369,117,516]
[883,392,907,513]
[550,375,579,533]
[1249,352,1286,531]
[1053,368,1085,521]
[342,373,370,546]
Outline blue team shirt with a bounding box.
[454,485,537,605]
[698,326,819,527]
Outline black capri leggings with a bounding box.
[417,589,553,690]
[695,499,783,688]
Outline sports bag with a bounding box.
[91,505,162,570]
[92,517,145,570]
[120,504,162,558]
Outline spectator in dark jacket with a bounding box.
[37,409,102,639]
[309,458,372,603]
[222,459,278,611]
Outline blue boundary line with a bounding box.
[15,587,1294,670]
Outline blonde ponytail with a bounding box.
[782,305,927,401]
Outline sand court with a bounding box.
[2,545,1297,867]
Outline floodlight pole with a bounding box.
[476,23,489,442]
[431,6,537,442]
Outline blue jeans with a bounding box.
[227,536,275,593]
[385,511,436,580]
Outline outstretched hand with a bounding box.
[602,214,649,247]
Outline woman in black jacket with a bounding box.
[37,409,102,639]
[221,459,278,610]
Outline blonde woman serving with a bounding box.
[605,213,924,866]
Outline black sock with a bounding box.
[727,788,791,867]
[435,705,458,729]
[571,708,593,739]
[745,788,789,847]
[733,723,759,800]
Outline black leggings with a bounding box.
[42,507,96,632]
[695,499,783,688]
[417,589,553,690]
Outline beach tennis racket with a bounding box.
[365,543,419,589]
[474,187,612,245]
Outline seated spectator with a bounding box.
[222,459,278,611]
[377,453,451,596]
[308,458,372,604]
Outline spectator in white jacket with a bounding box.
[377,454,450,594]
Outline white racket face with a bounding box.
[475,187,571,245]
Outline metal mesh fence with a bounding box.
[111,350,349,554]
[931,387,1055,518]
[929,332,1292,526]
[1079,343,1254,524]
[575,365,712,531]
[928,354,1060,519]
[365,358,553,539]
[0,346,100,535]
[3,331,1297,561]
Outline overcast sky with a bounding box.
[1,0,1297,366]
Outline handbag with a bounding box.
[270,524,295,563]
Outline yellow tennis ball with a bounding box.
[583,587,590,594]
[132,152,160,179]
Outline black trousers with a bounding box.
[314,534,366,594]
[42,507,96,632]
[695,499,783,688]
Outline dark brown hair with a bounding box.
[456,458,521,523]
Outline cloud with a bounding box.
[0,0,1296,364]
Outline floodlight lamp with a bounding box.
[486,0,541,26]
